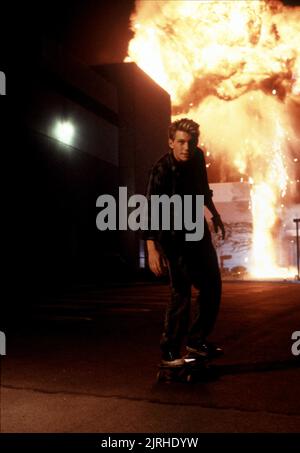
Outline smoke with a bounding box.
[127,0,300,276]
[128,0,300,188]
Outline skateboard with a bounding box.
[156,353,211,383]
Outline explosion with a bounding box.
[125,0,300,279]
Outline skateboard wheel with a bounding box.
[186,374,193,382]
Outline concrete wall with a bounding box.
[20,48,124,292]
[19,54,171,293]
[93,63,171,269]
[25,87,119,166]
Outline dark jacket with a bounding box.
[142,148,213,254]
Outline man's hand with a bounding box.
[146,240,168,277]
[212,214,225,240]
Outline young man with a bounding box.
[144,118,225,366]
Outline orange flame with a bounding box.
[126,0,300,279]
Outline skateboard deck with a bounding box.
[156,354,209,383]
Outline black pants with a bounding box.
[160,238,222,353]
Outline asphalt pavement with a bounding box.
[1,281,300,433]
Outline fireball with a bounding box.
[126,0,300,279]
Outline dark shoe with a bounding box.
[186,342,224,359]
[161,350,185,367]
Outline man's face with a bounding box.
[169,130,197,162]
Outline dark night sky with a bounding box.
[41,0,300,64]
[41,0,300,65]
[3,0,300,68]
[1,1,134,69]
[42,0,135,65]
